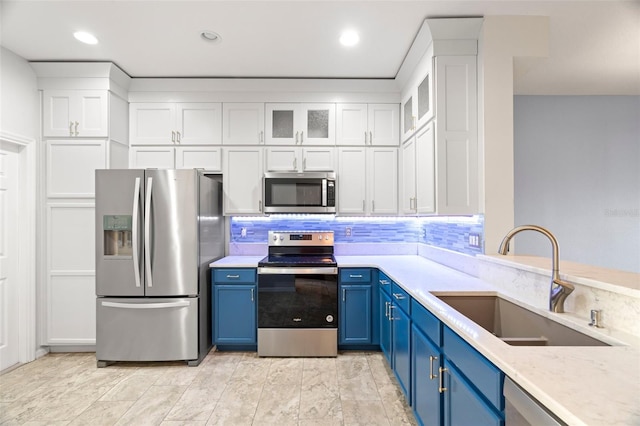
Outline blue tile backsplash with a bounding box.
[230,215,484,255]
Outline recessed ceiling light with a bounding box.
[73,31,98,45]
[339,30,359,47]
[201,31,222,43]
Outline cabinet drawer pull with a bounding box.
[303,157,307,170]
[251,288,254,302]
[74,121,79,136]
[349,274,363,278]
[439,367,448,393]
[429,355,438,380]
[293,158,297,170]
[226,274,240,279]
[379,279,390,285]
[393,293,406,300]
[342,288,346,302]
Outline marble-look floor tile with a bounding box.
[336,356,380,401]
[164,387,221,422]
[341,400,391,426]
[253,382,301,424]
[115,385,187,425]
[99,373,158,402]
[67,400,134,426]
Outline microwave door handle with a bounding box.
[322,179,327,206]
[132,177,141,288]
[144,177,153,288]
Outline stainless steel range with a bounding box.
[257,231,338,357]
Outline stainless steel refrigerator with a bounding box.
[95,169,223,367]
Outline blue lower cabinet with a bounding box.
[443,359,503,426]
[213,284,256,345]
[392,302,411,399]
[379,290,393,364]
[411,324,441,426]
[339,284,372,344]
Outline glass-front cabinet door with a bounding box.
[266,103,335,145]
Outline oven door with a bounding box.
[257,267,338,328]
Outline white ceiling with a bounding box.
[1,0,639,95]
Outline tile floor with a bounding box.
[0,351,417,425]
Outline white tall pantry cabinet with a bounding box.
[33,63,130,348]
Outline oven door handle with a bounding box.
[258,267,338,275]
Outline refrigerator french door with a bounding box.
[95,169,223,366]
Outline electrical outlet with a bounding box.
[469,233,481,248]
[345,227,352,237]
[241,227,247,238]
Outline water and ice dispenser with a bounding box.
[102,215,133,257]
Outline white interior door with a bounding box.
[0,146,19,371]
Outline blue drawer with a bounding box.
[213,268,256,284]
[443,326,504,411]
[340,268,372,283]
[378,270,393,295]
[391,282,411,314]
[411,299,441,346]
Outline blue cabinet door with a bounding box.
[412,324,441,426]
[379,290,392,365]
[339,284,372,344]
[392,303,411,400]
[214,284,256,345]
[443,359,503,426]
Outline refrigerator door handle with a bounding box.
[132,177,142,288]
[101,301,190,309]
[144,177,153,288]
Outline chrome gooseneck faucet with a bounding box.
[498,225,575,313]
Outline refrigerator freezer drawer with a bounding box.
[97,297,198,362]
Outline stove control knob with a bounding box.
[279,235,284,241]
[325,235,330,240]
[318,235,322,240]
[272,235,278,241]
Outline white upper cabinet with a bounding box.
[434,55,478,215]
[400,52,433,142]
[130,146,222,171]
[222,103,265,145]
[265,103,335,145]
[43,90,108,138]
[415,123,435,214]
[265,147,335,172]
[338,147,398,215]
[223,147,264,215]
[130,102,222,145]
[337,103,399,146]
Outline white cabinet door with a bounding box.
[176,103,222,145]
[130,146,175,169]
[337,104,368,146]
[43,90,108,138]
[368,104,400,146]
[337,148,366,214]
[223,147,264,215]
[401,92,415,143]
[301,103,335,145]
[265,147,299,172]
[435,55,478,215]
[266,103,335,146]
[415,123,435,214]
[46,140,107,198]
[401,137,416,214]
[265,103,298,145]
[223,103,265,145]
[368,148,398,215]
[302,147,335,171]
[130,103,177,145]
[176,147,222,171]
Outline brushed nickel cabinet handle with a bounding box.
[74,121,79,136]
[439,367,448,393]
[69,122,74,136]
[429,355,438,380]
[172,131,176,143]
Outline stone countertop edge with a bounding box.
[211,254,640,426]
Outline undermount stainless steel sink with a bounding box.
[433,294,610,347]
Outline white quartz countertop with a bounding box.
[211,255,640,425]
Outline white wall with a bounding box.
[0,46,39,139]
[514,95,640,273]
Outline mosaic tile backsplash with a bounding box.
[230,215,484,255]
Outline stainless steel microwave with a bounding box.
[263,172,336,214]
